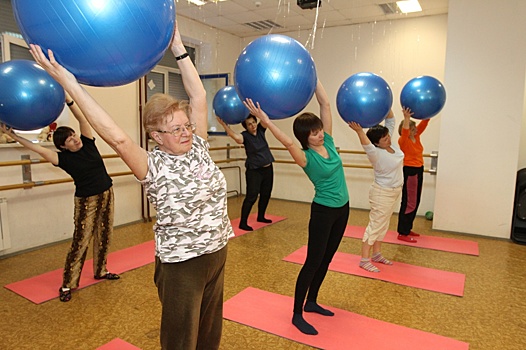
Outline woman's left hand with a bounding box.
[348,121,362,132]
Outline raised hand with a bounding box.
[28,44,76,89]
[170,21,185,56]
[402,107,413,119]
[243,98,270,124]
[348,121,363,132]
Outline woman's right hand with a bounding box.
[29,44,76,89]
[402,107,413,119]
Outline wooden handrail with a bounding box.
[0,171,133,192]
[0,145,436,192]
[0,153,121,167]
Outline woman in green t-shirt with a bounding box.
[244,80,349,336]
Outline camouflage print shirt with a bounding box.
[141,135,233,263]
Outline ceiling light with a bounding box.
[186,0,227,5]
[396,0,422,13]
[187,0,207,5]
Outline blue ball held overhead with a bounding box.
[0,60,65,131]
[12,0,175,87]
[213,86,250,125]
[400,76,446,120]
[234,34,317,120]
[336,72,393,128]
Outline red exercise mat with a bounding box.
[223,287,469,350]
[5,241,155,304]
[230,214,287,238]
[96,338,141,350]
[283,246,466,296]
[344,225,479,256]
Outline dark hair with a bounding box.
[293,112,323,150]
[53,126,75,150]
[366,125,389,146]
[241,114,257,130]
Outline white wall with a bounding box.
[433,0,526,238]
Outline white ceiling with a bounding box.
[175,0,449,38]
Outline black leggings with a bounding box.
[293,201,350,313]
[397,166,424,235]
[240,164,273,223]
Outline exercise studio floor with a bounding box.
[1,196,525,350]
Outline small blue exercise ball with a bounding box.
[234,34,317,120]
[213,86,250,125]
[0,60,65,131]
[12,0,175,87]
[336,72,393,128]
[400,76,446,120]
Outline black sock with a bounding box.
[292,313,318,335]
[257,217,272,223]
[239,223,253,231]
[304,301,334,316]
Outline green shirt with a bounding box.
[303,133,349,208]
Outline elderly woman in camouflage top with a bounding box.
[30,22,233,350]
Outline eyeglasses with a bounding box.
[156,123,196,137]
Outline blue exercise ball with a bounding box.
[400,76,446,120]
[12,0,175,87]
[0,60,65,131]
[234,34,317,120]
[336,72,393,128]
[213,86,250,125]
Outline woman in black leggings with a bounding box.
[244,80,349,336]
[217,114,274,231]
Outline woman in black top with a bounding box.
[217,114,274,231]
[1,97,119,302]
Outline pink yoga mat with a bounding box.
[4,241,155,304]
[230,214,287,238]
[96,338,141,350]
[344,225,479,256]
[223,287,469,350]
[283,246,465,296]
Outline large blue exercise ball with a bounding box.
[336,72,393,128]
[213,86,250,125]
[234,34,317,120]
[400,76,446,120]
[0,60,65,131]
[12,0,175,87]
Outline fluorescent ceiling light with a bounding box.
[187,0,207,5]
[187,0,227,5]
[396,0,422,13]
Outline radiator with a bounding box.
[0,198,11,251]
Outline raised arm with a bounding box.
[315,80,332,135]
[244,99,307,167]
[29,45,148,180]
[401,107,412,131]
[384,109,395,136]
[348,122,370,146]
[216,117,243,144]
[1,124,58,165]
[171,23,207,139]
[65,94,92,139]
